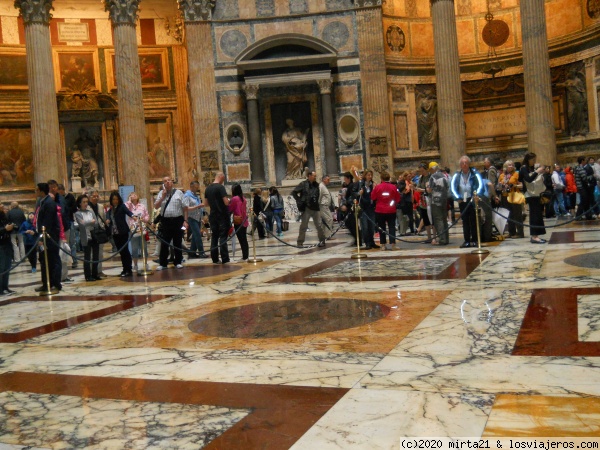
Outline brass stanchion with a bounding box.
[351,200,367,259]
[137,221,154,276]
[471,195,489,255]
[248,208,263,264]
[39,226,59,296]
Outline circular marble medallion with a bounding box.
[386,25,405,52]
[563,251,600,269]
[322,21,350,49]
[188,298,390,338]
[220,30,248,59]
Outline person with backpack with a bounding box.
[292,170,326,248]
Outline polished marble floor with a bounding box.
[1,218,600,448]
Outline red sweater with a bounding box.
[371,182,401,214]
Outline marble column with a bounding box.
[104,0,150,202]
[585,58,598,134]
[317,79,337,176]
[178,1,221,187]
[244,85,265,185]
[430,0,465,170]
[15,0,62,184]
[519,0,556,164]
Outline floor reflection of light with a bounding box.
[189,282,195,286]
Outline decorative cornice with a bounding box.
[14,0,53,26]
[317,79,333,94]
[243,84,259,100]
[177,0,215,23]
[103,0,140,26]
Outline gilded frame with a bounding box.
[0,47,28,90]
[105,47,171,91]
[53,48,101,92]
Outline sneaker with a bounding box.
[156,266,168,271]
[31,268,37,274]
[63,277,74,283]
[4,289,16,295]
[176,264,184,269]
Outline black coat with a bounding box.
[106,204,134,236]
[36,195,60,241]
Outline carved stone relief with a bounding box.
[370,156,389,174]
[415,88,439,150]
[326,0,353,10]
[391,86,406,103]
[289,0,308,14]
[220,30,248,59]
[200,151,219,170]
[587,0,600,19]
[103,0,140,25]
[386,25,405,52]
[256,0,275,16]
[368,137,388,156]
[354,0,383,5]
[556,63,588,137]
[212,0,239,20]
[322,21,350,49]
[177,0,216,22]
[15,0,53,25]
[456,0,472,16]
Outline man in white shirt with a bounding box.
[153,176,185,270]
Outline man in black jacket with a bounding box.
[35,182,62,291]
[340,172,362,246]
[292,170,326,247]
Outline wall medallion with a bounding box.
[338,115,360,146]
[225,123,246,156]
[220,30,248,59]
[289,0,308,14]
[587,0,600,18]
[482,19,510,47]
[322,21,350,49]
[386,25,405,53]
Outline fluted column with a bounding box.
[15,0,62,184]
[178,0,221,186]
[431,0,465,169]
[520,0,556,163]
[317,79,337,176]
[244,84,265,184]
[104,0,150,203]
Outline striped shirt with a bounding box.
[156,189,184,218]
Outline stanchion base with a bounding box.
[471,248,489,254]
[38,287,59,296]
[351,253,368,259]
[137,269,154,276]
[247,258,263,264]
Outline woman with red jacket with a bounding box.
[371,172,401,250]
[564,166,577,214]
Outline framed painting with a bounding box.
[0,127,34,189]
[53,48,101,91]
[105,47,170,91]
[145,116,175,182]
[0,48,28,90]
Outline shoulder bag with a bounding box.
[525,173,545,197]
[91,212,110,244]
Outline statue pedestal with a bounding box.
[71,177,82,193]
[281,178,304,187]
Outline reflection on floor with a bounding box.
[2,219,600,448]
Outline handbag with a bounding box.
[507,191,525,205]
[525,173,545,197]
[233,215,243,226]
[91,228,109,244]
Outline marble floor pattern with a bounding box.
[1,218,600,448]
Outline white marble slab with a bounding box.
[578,295,600,342]
[0,300,122,333]
[0,391,249,449]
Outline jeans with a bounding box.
[272,209,283,234]
[361,209,376,247]
[553,190,567,216]
[187,217,205,256]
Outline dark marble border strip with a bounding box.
[268,253,487,283]
[0,295,170,343]
[512,288,600,357]
[549,229,600,245]
[0,372,348,449]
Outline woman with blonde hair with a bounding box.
[498,160,524,238]
[125,191,150,272]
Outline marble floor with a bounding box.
[1,218,600,449]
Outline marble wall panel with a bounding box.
[253,20,313,42]
[214,0,241,20]
[95,18,112,46]
[410,22,434,57]
[340,154,363,172]
[456,19,477,56]
[221,94,246,113]
[546,0,584,40]
[289,0,309,14]
[227,163,251,181]
[1,16,19,45]
[335,84,358,104]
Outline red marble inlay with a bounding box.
[549,230,600,244]
[0,372,348,449]
[118,264,243,283]
[513,288,600,356]
[269,253,487,284]
[0,294,170,343]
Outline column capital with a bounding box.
[406,84,416,93]
[317,79,333,94]
[14,0,53,25]
[584,57,594,68]
[177,0,215,22]
[104,0,140,25]
[244,84,259,100]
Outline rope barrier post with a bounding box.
[39,226,59,296]
[248,208,263,264]
[471,195,489,255]
[351,200,367,259]
[137,221,153,277]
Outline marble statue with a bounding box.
[70,147,98,188]
[416,90,439,150]
[557,67,588,137]
[228,129,244,152]
[282,118,310,180]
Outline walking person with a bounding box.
[74,195,100,282]
[125,192,150,272]
[183,181,208,259]
[106,191,134,277]
[228,184,249,261]
[205,172,231,264]
[0,207,16,295]
[292,170,327,247]
[19,212,38,273]
[268,187,285,236]
[319,175,335,235]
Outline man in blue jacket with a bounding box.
[451,156,484,248]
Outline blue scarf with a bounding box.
[184,190,200,205]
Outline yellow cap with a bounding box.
[428,161,438,169]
